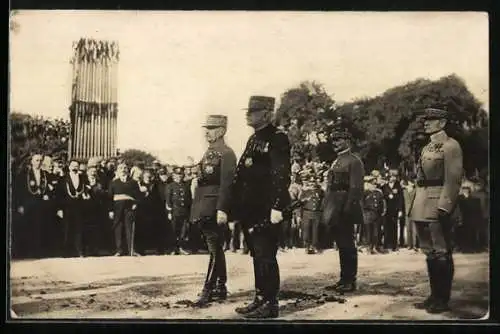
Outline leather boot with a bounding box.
[235,294,264,314]
[414,257,436,309]
[262,260,280,305]
[325,248,350,291]
[212,282,228,301]
[193,286,213,307]
[235,259,265,314]
[427,254,453,314]
[242,301,279,319]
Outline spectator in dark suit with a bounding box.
[56,159,90,257]
[381,170,405,251]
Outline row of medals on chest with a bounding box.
[28,173,93,200]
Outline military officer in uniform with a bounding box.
[409,107,463,314]
[322,122,364,293]
[363,175,386,254]
[190,115,237,306]
[233,96,291,319]
[165,167,192,254]
[299,175,324,254]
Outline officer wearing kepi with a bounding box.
[409,107,463,314]
[165,167,192,254]
[322,119,364,293]
[233,96,291,319]
[191,115,237,307]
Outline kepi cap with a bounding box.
[421,107,449,120]
[243,96,275,112]
[202,115,228,128]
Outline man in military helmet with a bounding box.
[322,122,364,293]
[409,107,463,313]
[233,96,291,319]
[190,115,237,307]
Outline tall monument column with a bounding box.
[68,38,119,160]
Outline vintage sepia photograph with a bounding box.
[8,11,489,321]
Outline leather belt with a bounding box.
[416,180,443,187]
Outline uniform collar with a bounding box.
[337,147,351,156]
[430,130,447,143]
[208,138,225,149]
[255,123,274,134]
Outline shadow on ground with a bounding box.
[11,266,488,320]
[12,274,202,316]
[222,271,489,320]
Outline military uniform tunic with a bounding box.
[409,130,463,254]
[190,139,236,222]
[300,186,324,249]
[190,138,236,289]
[165,181,192,249]
[322,149,364,229]
[363,188,385,249]
[322,148,364,284]
[232,123,291,304]
[232,124,291,226]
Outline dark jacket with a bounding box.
[190,138,237,221]
[321,149,364,226]
[14,167,51,211]
[381,182,405,216]
[232,124,291,225]
[108,177,141,211]
[57,172,88,215]
[300,187,324,212]
[165,181,192,217]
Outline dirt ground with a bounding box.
[9,248,489,321]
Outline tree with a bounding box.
[10,112,70,176]
[275,81,336,161]
[335,74,487,176]
[119,149,159,167]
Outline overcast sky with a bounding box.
[10,11,488,164]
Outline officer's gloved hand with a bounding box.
[270,209,283,224]
[217,210,228,225]
[109,211,114,220]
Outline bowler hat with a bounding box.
[202,115,228,128]
[243,96,275,112]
